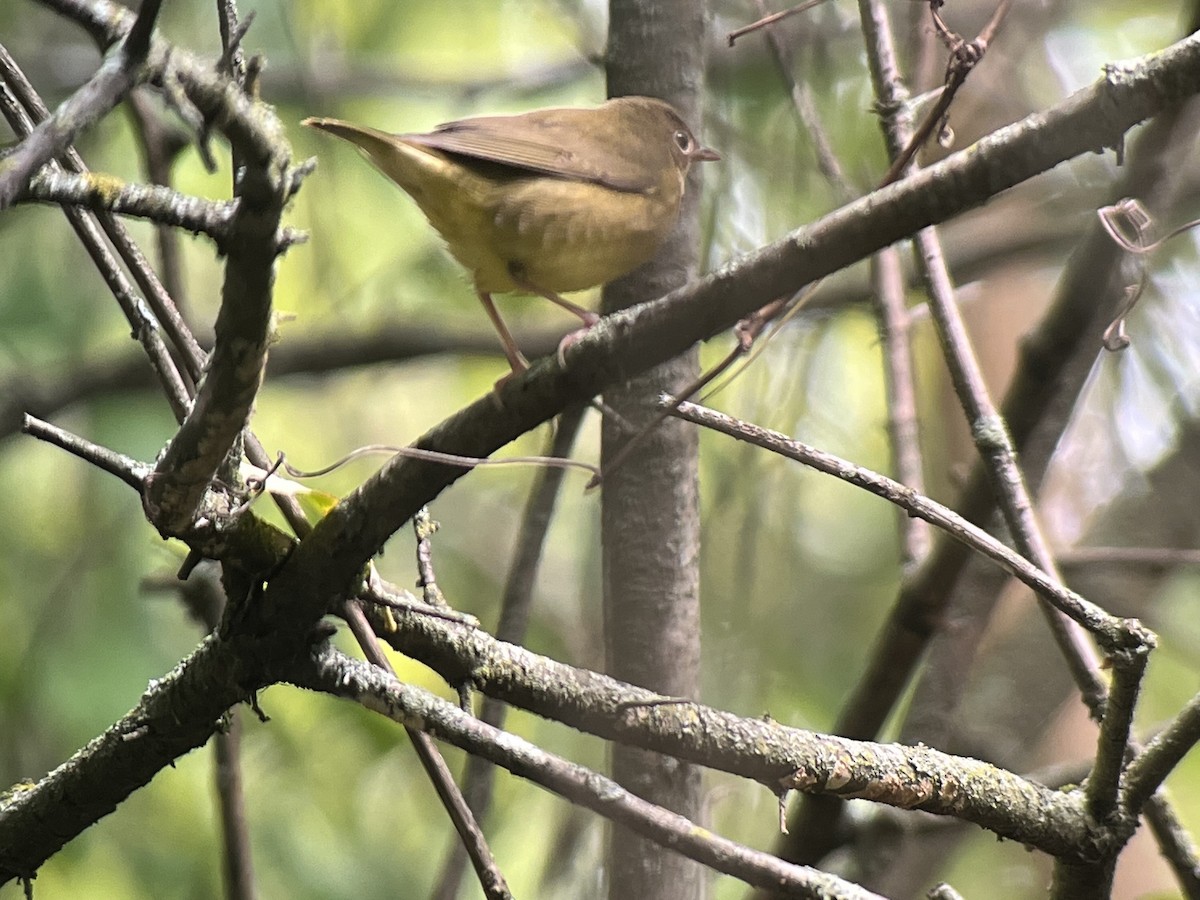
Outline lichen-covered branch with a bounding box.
[0,0,162,208]
[19,169,239,242]
[297,647,891,900]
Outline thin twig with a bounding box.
[1124,691,1200,815]
[727,0,830,46]
[2,43,205,380]
[668,400,1149,654]
[341,602,512,900]
[880,0,1013,187]
[857,0,933,570]
[22,414,149,490]
[125,88,194,318]
[19,169,239,241]
[916,224,1111,705]
[1086,648,1148,823]
[751,0,854,202]
[216,0,250,87]
[434,405,587,900]
[414,507,451,610]
[591,280,821,489]
[870,247,931,566]
[0,48,194,415]
[303,647,891,900]
[0,0,163,208]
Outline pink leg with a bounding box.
[507,271,599,367]
[537,290,600,327]
[477,291,529,375]
[508,269,600,327]
[527,286,598,367]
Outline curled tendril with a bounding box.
[1093,198,1200,351]
[274,444,599,482]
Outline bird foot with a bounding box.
[557,324,595,368]
[489,356,530,404]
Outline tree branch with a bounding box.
[669,400,1149,653]
[18,168,239,243]
[0,636,251,884]
[0,0,162,208]
[363,610,1101,859]
[294,645,914,900]
[1123,691,1200,815]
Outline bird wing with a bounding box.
[402,108,655,194]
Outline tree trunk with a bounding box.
[602,3,709,900]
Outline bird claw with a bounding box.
[557,324,595,368]
[497,363,526,388]
[489,357,530,405]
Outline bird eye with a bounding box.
[673,130,694,153]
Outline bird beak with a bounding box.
[693,145,721,162]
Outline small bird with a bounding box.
[303,96,719,377]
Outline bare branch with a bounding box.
[0,0,163,208]
[22,414,149,490]
[297,646,919,900]
[341,603,512,900]
[668,400,1150,655]
[1124,692,1200,814]
[0,46,194,416]
[362,610,1099,858]
[19,168,239,241]
[0,637,251,885]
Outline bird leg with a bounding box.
[477,290,530,376]
[508,267,600,367]
[530,288,600,327]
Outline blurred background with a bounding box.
[2,0,1199,897]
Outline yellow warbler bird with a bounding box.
[303,96,718,376]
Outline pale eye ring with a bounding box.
[673,129,694,153]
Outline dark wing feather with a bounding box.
[403,107,657,193]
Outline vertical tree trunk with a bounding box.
[602,3,709,899]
